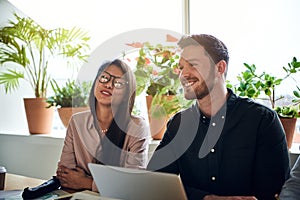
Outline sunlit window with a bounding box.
[190,0,300,81]
[1,0,183,132]
[8,0,183,51]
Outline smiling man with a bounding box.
[147,34,290,200]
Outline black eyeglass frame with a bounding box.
[98,71,128,89]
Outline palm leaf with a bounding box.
[0,13,90,97]
[0,69,24,93]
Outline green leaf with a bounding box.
[46,79,92,107]
[294,90,300,98]
[0,13,91,97]
[0,69,24,93]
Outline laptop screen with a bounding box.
[88,163,188,200]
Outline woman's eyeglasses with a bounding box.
[98,71,128,89]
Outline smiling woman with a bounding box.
[56,59,150,191]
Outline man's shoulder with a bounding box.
[229,89,275,114]
[237,96,276,115]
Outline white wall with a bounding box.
[0,133,64,179]
[0,0,34,133]
[0,133,158,179]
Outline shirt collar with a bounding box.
[192,88,238,119]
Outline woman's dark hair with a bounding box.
[178,34,229,77]
[89,59,137,166]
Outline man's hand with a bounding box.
[56,166,92,190]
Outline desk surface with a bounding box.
[2,173,103,199]
[4,173,46,190]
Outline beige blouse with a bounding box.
[57,110,150,191]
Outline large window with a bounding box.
[1,0,183,133]
[190,0,300,81]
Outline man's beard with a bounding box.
[184,82,210,100]
[183,68,216,100]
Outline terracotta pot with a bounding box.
[149,116,168,140]
[23,98,54,134]
[279,117,297,149]
[146,95,174,140]
[58,107,89,127]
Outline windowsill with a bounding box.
[0,130,298,154]
[0,129,162,145]
[0,129,67,139]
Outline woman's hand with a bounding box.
[56,166,92,190]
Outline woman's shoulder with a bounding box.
[71,109,91,118]
[70,109,93,125]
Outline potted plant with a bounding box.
[0,13,90,134]
[229,57,300,148]
[275,86,300,146]
[125,36,193,139]
[46,79,92,127]
[234,58,298,107]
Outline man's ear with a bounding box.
[217,60,227,74]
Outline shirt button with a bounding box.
[211,148,215,153]
[211,176,216,181]
[221,116,225,119]
[212,122,216,126]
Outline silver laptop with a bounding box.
[88,163,188,200]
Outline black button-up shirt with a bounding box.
[148,89,290,200]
